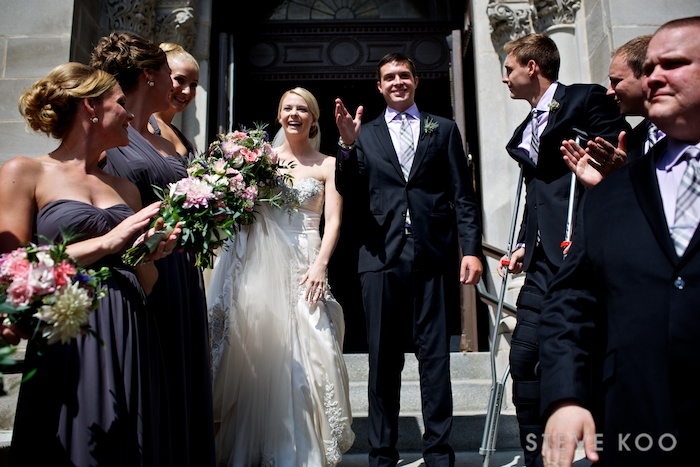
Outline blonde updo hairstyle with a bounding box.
[272,87,322,151]
[18,62,117,140]
[90,32,167,92]
[160,42,199,71]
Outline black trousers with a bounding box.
[360,235,456,467]
[509,243,559,467]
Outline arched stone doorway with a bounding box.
[210,0,480,352]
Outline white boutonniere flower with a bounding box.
[424,116,439,135]
[548,99,560,113]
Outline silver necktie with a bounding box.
[672,147,700,256]
[398,112,414,180]
[530,109,542,163]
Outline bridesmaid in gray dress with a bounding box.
[91,33,216,467]
[0,63,179,466]
[151,42,199,162]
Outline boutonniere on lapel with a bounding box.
[548,99,560,113]
[423,116,439,136]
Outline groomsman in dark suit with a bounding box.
[561,35,665,188]
[540,16,700,466]
[334,52,483,467]
[497,33,629,467]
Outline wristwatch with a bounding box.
[338,136,355,151]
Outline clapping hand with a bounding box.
[561,131,628,188]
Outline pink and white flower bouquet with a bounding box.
[0,240,110,349]
[122,123,292,269]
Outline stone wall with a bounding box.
[0,0,76,163]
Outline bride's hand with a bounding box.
[300,263,327,304]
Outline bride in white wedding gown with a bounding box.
[207,87,355,466]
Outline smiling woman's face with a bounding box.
[167,56,199,113]
[279,93,314,139]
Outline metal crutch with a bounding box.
[479,165,524,467]
[561,130,586,257]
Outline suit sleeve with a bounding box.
[582,85,632,144]
[446,120,483,257]
[539,192,599,418]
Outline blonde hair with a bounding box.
[18,62,117,139]
[160,42,199,71]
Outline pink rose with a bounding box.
[7,276,33,307]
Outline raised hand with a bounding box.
[334,97,363,146]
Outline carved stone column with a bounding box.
[486,1,533,54]
[486,0,581,56]
[532,0,582,82]
[532,0,580,32]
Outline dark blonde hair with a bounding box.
[18,62,117,139]
[504,33,560,81]
[277,87,321,140]
[160,42,199,71]
[90,32,167,92]
[613,35,652,79]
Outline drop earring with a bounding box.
[91,117,99,124]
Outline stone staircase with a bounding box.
[0,347,520,465]
[343,350,519,455]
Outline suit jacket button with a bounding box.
[674,276,685,289]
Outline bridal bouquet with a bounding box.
[122,123,292,269]
[0,240,110,350]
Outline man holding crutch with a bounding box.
[498,33,629,467]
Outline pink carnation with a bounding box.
[54,261,77,287]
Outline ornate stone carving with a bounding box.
[487,0,581,53]
[105,0,156,39]
[532,0,581,31]
[103,0,198,50]
[486,1,533,54]
[155,6,197,50]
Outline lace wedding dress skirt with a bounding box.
[207,178,355,466]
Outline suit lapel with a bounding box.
[539,84,566,143]
[630,139,678,263]
[507,114,535,168]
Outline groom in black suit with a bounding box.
[334,52,483,467]
[498,33,629,467]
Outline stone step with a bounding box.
[344,351,519,452]
[343,351,494,382]
[349,379,494,414]
[345,413,521,453]
[344,351,512,413]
